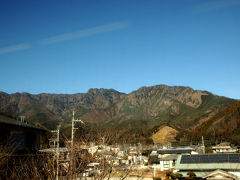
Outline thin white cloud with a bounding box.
[0,22,127,55]
[195,0,240,12]
[0,43,32,55]
[39,22,128,44]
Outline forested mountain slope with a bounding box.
[0,85,238,144]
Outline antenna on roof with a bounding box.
[19,116,26,123]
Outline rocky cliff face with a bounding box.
[0,88,125,128]
[0,85,237,142]
[106,85,236,132]
[110,85,210,121]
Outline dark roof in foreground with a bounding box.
[181,153,240,164]
[157,148,193,154]
[175,154,240,170]
[0,114,46,131]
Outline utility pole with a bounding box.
[71,110,84,178]
[202,136,205,154]
[101,137,105,146]
[52,125,61,180]
[153,165,156,178]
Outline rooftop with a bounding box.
[160,154,178,161]
[157,148,193,154]
[0,114,46,131]
[175,154,240,170]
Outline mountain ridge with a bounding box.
[0,85,238,144]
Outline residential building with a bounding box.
[159,154,178,171]
[149,148,196,171]
[212,146,236,153]
[0,114,47,154]
[175,153,240,179]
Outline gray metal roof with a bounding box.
[157,149,193,154]
[175,154,240,170]
[0,115,45,131]
[159,154,178,161]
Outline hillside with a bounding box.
[188,102,240,144]
[151,126,178,144]
[0,89,125,129]
[0,85,238,144]
[100,85,237,143]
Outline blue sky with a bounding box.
[0,0,240,99]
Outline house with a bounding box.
[128,147,141,164]
[212,146,236,153]
[156,148,195,157]
[159,154,178,171]
[83,162,101,177]
[174,153,240,179]
[149,148,197,171]
[203,169,238,180]
[0,114,47,154]
[149,155,160,165]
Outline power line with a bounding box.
[70,110,84,178]
[51,125,61,180]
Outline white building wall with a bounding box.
[159,160,174,171]
[229,171,240,178]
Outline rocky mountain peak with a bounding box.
[0,84,237,144]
